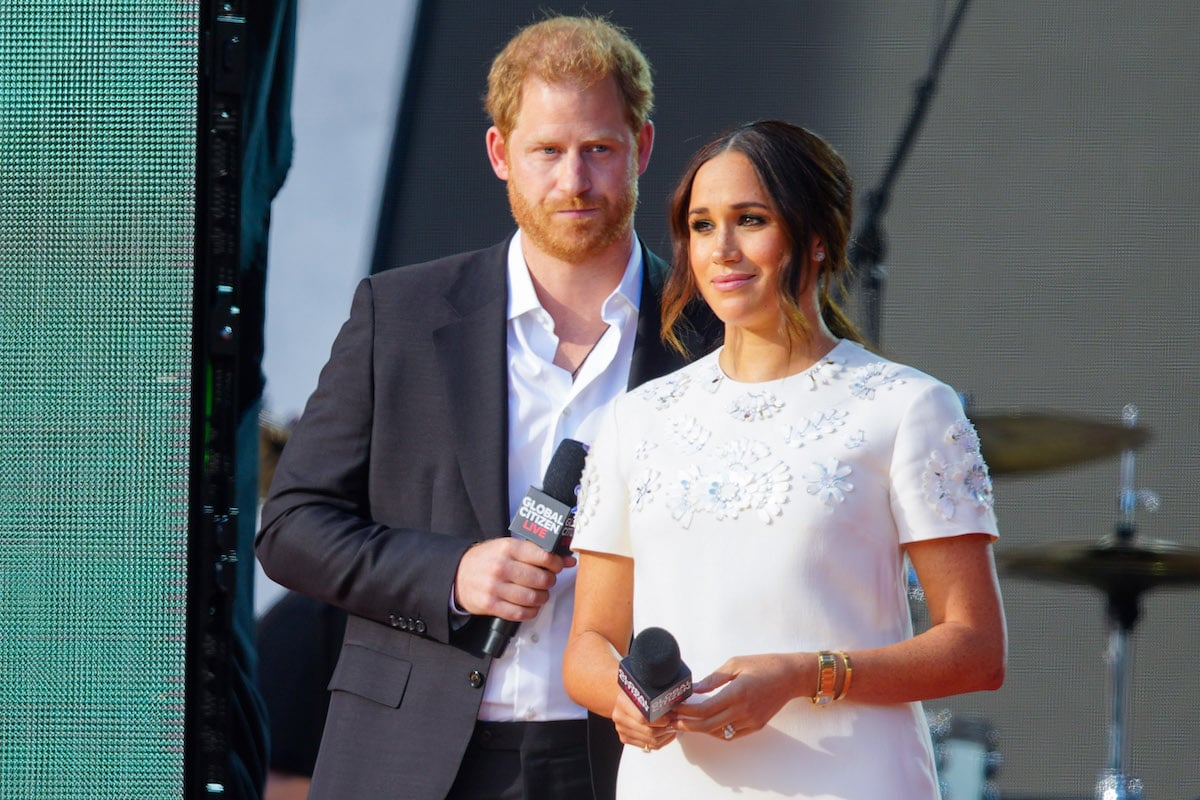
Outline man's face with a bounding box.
[487,76,653,265]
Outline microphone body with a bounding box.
[508,485,576,556]
[618,627,693,721]
[482,439,588,659]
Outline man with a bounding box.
[256,16,714,800]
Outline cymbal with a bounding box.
[997,538,1200,593]
[969,411,1150,475]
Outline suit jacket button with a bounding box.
[389,614,401,628]
[468,670,485,689]
[415,619,427,634]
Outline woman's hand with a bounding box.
[673,653,805,740]
[611,689,678,752]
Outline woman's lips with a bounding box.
[711,273,755,291]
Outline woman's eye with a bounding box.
[689,220,713,233]
[739,214,765,226]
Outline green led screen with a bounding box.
[0,3,198,798]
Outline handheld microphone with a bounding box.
[617,627,693,721]
[482,438,588,659]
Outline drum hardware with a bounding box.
[996,406,1191,800]
[906,403,1152,621]
[968,409,1151,476]
[928,709,1002,800]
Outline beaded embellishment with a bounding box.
[639,373,691,410]
[849,362,905,400]
[728,390,785,422]
[804,458,854,509]
[783,409,849,448]
[921,420,994,520]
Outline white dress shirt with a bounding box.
[477,229,643,721]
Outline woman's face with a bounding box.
[687,150,791,337]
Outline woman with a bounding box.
[562,120,1006,799]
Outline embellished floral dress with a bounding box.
[572,339,998,800]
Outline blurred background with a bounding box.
[258,2,1200,797]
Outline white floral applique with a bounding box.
[700,362,725,393]
[716,437,771,466]
[947,418,981,453]
[742,460,792,524]
[669,465,706,528]
[728,390,785,422]
[665,440,793,527]
[714,438,791,524]
[639,372,691,410]
[702,469,754,521]
[921,419,994,520]
[631,468,660,512]
[804,458,853,509]
[633,440,657,461]
[783,408,848,448]
[849,362,906,400]
[667,463,735,527]
[807,356,846,391]
[671,415,711,453]
[574,458,602,532]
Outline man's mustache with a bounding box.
[545,196,607,212]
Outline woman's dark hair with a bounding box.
[661,120,865,354]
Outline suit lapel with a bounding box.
[629,243,698,389]
[432,243,511,537]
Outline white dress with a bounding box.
[571,340,999,800]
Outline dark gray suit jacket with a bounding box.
[256,237,715,799]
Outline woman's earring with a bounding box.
[815,251,826,262]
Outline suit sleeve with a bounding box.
[255,277,468,644]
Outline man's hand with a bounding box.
[453,537,577,620]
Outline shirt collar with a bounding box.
[505,229,643,323]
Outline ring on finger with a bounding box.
[723,723,736,740]
[642,743,652,753]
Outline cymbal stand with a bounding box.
[848,0,973,349]
[1094,405,1145,800]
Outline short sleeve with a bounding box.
[889,380,999,545]
[571,401,633,558]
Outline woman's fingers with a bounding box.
[613,690,677,750]
[689,667,736,695]
[673,654,806,739]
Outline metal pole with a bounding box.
[851,0,973,348]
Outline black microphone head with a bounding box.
[627,627,682,689]
[541,439,588,505]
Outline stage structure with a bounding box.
[0,2,262,797]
